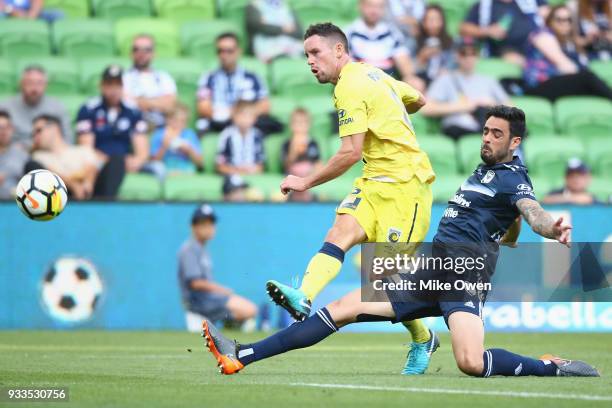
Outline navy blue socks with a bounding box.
[237,308,338,366]
[482,348,558,377]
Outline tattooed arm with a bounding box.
[516,198,572,247]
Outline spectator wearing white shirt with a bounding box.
[346,0,424,90]
[123,34,177,129]
[386,0,427,52]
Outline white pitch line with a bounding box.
[290,382,612,402]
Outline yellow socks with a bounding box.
[300,242,345,300]
[403,319,431,343]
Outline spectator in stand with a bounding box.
[524,4,612,101]
[281,108,321,174]
[123,34,177,129]
[543,158,601,205]
[178,204,258,331]
[246,0,303,62]
[150,103,202,175]
[30,114,97,201]
[346,0,424,90]
[460,0,550,65]
[386,0,427,52]
[216,100,265,177]
[76,65,149,199]
[0,65,72,146]
[0,0,63,22]
[421,38,510,139]
[569,0,612,60]
[0,110,28,200]
[414,4,455,87]
[196,32,271,135]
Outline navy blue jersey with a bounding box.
[76,97,147,156]
[435,156,536,244]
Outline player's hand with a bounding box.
[552,216,572,248]
[280,175,308,195]
[486,24,507,40]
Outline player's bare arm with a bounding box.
[280,132,365,194]
[516,198,572,246]
[500,216,521,247]
[405,92,426,114]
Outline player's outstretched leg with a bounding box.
[203,289,396,375]
[448,311,600,377]
[401,328,440,375]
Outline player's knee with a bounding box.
[455,353,484,376]
[326,298,354,327]
[243,301,258,319]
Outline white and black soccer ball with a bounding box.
[15,169,68,221]
[41,257,103,323]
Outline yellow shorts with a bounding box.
[336,177,432,244]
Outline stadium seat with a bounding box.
[118,173,162,201]
[555,96,612,137]
[270,96,299,128]
[431,175,465,203]
[0,20,51,58]
[15,58,80,96]
[155,57,203,106]
[78,57,130,95]
[92,0,152,19]
[300,95,335,141]
[271,58,333,98]
[338,0,359,20]
[240,57,269,89]
[0,61,16,94]
[524,137,586,180]
[242,174,285,200]
[217,0,250,27]
[442,1,472,36]
[53,19,116,57]
[289,1,344,28]
[201,133,220,174]
[457,134,483,174]
[418,135,459,176]
[476,58,522,80]
[311,174,355,201]
[164,174,224,201]
[589,61,612,87]
[57,93,86,124]
[44,0,90,18]
[589,177,612,203]
[115,19,179,58]
[529,177,554,199]
[511,96,556,135]
[410,113,428,134]
[154,0,215,21]
[586,137,612,178]
[180,19,246,61]
[263,134,288,174]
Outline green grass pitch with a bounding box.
[1,330,611,407]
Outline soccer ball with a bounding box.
[41,257,103,324]
[15,169,68,221]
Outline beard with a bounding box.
[480,145,506,166]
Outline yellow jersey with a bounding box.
[333,62,435,184]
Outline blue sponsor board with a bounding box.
[0,202,610,331]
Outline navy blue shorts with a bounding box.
[390,298,484,327]
[188,292,230,322]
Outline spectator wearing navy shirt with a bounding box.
[196,32,270,135]
[460,0,550,65]
[216,100,265,178]
[76,65,149,198]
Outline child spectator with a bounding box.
[543,158,601,205]
[216,100,265,176]
[281,108,321,174]
[150,104,202,175]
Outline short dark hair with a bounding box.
[216,31,239,44]
[304,23,349,54]
[33,113,62,130]
[485,105,526,138]
[0,110,11,121]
